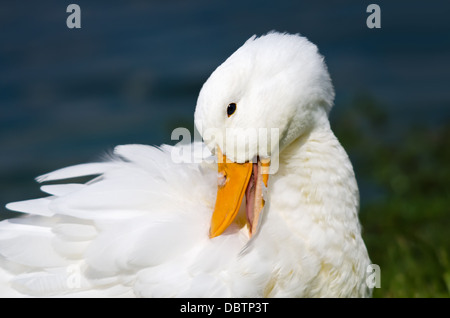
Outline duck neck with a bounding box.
[264,122,371,297]
[272,121,361,236]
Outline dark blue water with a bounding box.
[1,0,449,218]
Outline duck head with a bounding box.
[194,32,335,238]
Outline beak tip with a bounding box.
[209,228,219,239]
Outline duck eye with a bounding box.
[227,103,237,117]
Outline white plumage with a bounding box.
[0,32,371,297]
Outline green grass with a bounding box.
[361,197,450,297]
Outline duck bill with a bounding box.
[209,147,269,238]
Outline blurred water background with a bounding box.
[1,0,449,297]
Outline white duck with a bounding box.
[0,32,371,297]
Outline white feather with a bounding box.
[36,162,119,183]
[40,184,86,196]
[5,198,54,217]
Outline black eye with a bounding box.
[227,103,237,117]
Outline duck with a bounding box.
[0,31,372,297]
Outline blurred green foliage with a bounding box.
[332,95,450,297]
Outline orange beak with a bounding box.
[209,147,270,238]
